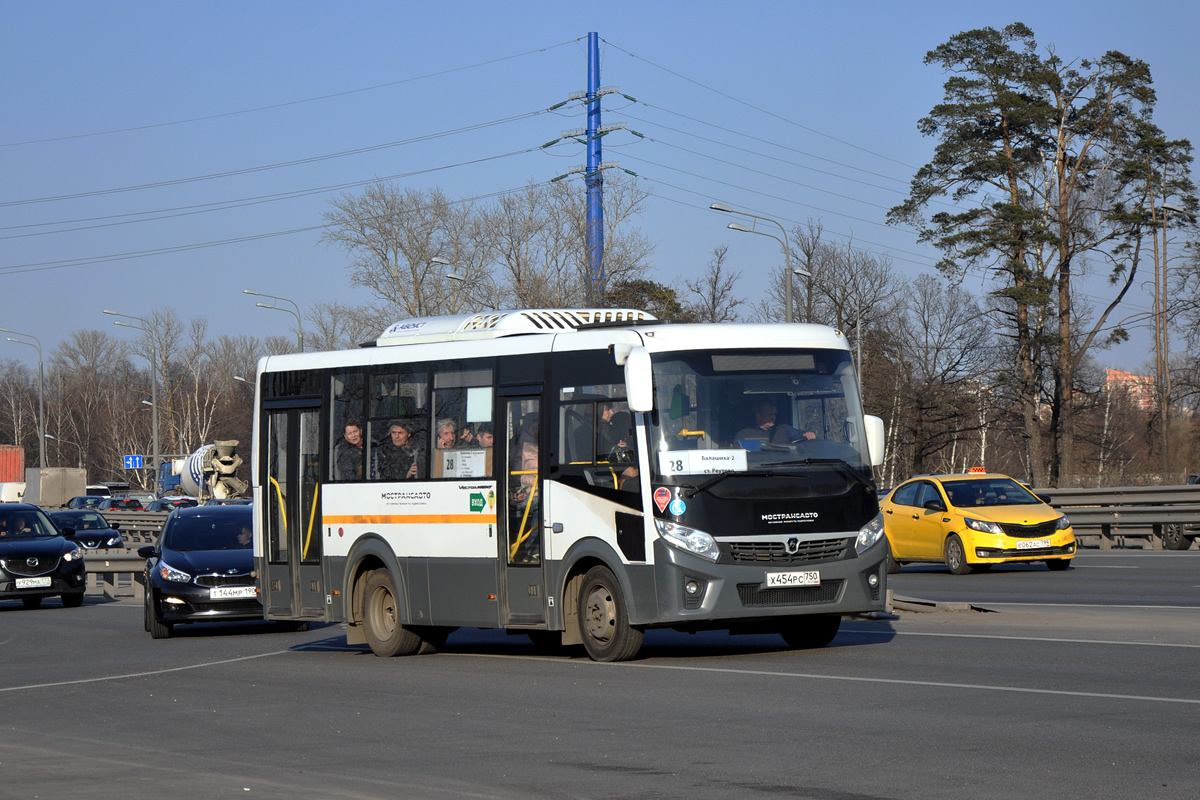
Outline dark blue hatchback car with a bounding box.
[139,504,261,638]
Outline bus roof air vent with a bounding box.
[377,309,656,346]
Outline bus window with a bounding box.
[368,367,428,481]
[330,370,365,482]
[431,361,493,478]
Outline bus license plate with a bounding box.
[16,577,51,589]
[210,586,257,599]
[1015,539,1051,550]
[766,570,820,588]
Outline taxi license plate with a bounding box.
[766,570,820,588]
[16,577,52,589]
[1015,539,1051,550]
[210,586,257,599]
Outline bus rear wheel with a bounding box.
[363,570,422,657]
[578,566,643,662]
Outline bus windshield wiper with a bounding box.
[681,469,811,498]
[758,458,875,491]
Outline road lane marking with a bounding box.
[443,651,1200,706]
[1070,565,1139,568]
[0,650,288,694]
[975,602,1200,609]
[841,627,1200,648]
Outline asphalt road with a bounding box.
[2,550,1198,800]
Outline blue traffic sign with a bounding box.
[123,455,144,470]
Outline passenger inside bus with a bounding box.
[435,418,457,450]
[333,421,365,481]
[374,420,421,480]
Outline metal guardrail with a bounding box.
[1037,484,1200,550]
[99,510,168,546]
[83,551,145,601]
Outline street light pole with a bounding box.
[43,433,83,469]
[104,310,159,494]
[0,328,46,469]
[710,203,794,323]
[244,289,304,352]
[1157,201,1185,481]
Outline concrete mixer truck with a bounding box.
[172,440,248,500]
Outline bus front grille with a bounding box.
[736,579,843,607]
[727,538,849,564]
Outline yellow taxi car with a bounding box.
[881,471,1075,574]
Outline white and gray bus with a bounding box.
[251,309,888,662]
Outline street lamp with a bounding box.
[244,289,303,352]
[44,433,83,469]
[104,309,159,493]
[710,203,794,323]
[0,328,46,469]
[1155,201,1186,479]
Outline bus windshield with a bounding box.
[648,349,871,481]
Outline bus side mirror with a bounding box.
[865,415,885,467]
[624,346,653,413]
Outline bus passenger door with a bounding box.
[262,405,326,620]
[499,394,546,626]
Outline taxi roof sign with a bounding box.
[968,466,987,474]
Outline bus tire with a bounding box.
[363,570,422,657]
[779,614,841,649]
[885,544,902,574]
[413,626,453,654]
[578,565,643,662]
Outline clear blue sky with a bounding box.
[3,0,1195,372]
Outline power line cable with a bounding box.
[0,110,550,208]
[601,37,918,171]
[1,39,583,148]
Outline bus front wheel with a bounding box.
[578,566,643,662]
[779,614,841,649]
[363,570,422,657]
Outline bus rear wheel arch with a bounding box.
[578,565,644,662]
[362,569,423,657]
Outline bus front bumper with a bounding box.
[645,536,887,628]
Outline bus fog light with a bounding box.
[867,574,879,588]
[685,580,701,595]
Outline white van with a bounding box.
[0,482,26,503]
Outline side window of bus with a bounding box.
[330,371,365,482]
[430,361,494,478]
[368,368,428,481]
[551,348,639,504]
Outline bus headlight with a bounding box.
[855,513,885,554]
[655,519,721,562]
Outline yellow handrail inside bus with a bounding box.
[269,476,288,534]
[301,483,320,561]
[508,472,538,561]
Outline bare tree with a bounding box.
[685,245,744,322]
